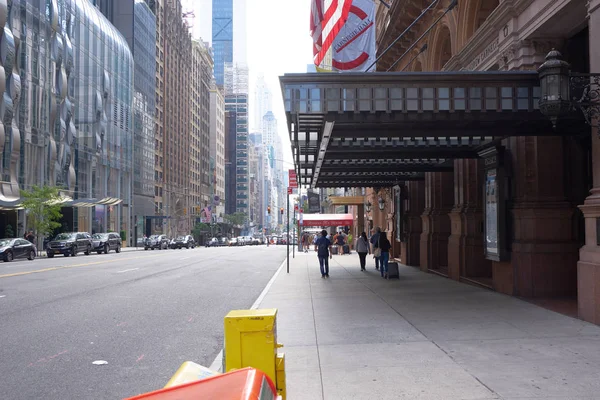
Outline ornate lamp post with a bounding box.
[377,196,386,211]
[538,49,600,127]
[365,201,372,213]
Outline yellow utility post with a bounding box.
[224,309,286,400]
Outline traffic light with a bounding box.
[280,208,284,215]
[183,208,187,215]
[267,206,271,214]
[196,206,201,214]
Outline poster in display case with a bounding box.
[479,146,509,262]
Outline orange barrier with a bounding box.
[124,367,281,400]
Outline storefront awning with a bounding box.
[96,197,123,206]
[300,213,354,227]
[280,71,587,188]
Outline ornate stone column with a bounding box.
[578,0,600,324]
[448,159,491,281]
[420,172,454,273]
[402,181,425,267]
[509,135,578,298]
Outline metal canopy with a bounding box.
[280,71,585,188]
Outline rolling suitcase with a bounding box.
[331,245,338,255]
[387,262,400,279]
[343,244,350,254]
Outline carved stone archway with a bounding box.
[458,0,500,48]
[428,22,453,71]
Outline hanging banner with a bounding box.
[331,0,376,72]
[308,190,321,213]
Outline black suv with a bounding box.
[92,232,122,254]
[47,232,93,257]
[172,235,196,249]
[144,234,169,250]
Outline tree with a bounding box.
[4,224,14,238]
[20,185,63,248]
[223,212,247,227]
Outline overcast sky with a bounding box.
[183,0,313,167]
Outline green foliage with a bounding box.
[120,230,126,241]
[20,185,63,240]
[192,223,210,239]
[223,212,247,227]
[4,224,14,238]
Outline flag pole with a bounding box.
[386,0,457,72]
[365,0,439,72]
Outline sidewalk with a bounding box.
[258,251,600,400]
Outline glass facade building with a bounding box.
[8,0,133,237]
[212,0,233,87]
[225,93,248,216]
[132,0,156,232]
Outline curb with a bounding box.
[208,253,289,372]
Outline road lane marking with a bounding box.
[209,252,290,372]
[0,253,171,279]
[0,295,5,298]
[180,257,191,260]
[117,268,139,273]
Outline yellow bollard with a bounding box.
[224,309,286,399]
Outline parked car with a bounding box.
[144,234,169,250]
[207,237,220,247]
[220,237,229,246]
[47,232,93,257]
[229,237,239,246]
[0,238,37,262]
[92,232,122,254]
[173,235,195,249]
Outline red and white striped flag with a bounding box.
[310,0,324,60]
[310,0,353,67]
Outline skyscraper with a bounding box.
[94,0,157,240]
[210,86,226,216]
[253,74,272,132]
[212,0,233,88]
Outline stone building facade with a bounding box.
[369,0,599,322]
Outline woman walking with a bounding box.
[378,232,392,279]
[356,232,370,271]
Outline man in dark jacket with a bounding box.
[315,229,332,278]
[370,227,381,270]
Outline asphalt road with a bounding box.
[0,245,288,399]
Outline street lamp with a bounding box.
[377,197,385,211]
[365,201,372,213]
[538,49,600,128]
[538,49,572,127]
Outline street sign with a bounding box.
[287,187,292,194]
[288,169,298,188]
[294,204,298,211]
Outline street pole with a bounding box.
[292,204,296,259]
[286,194,290,273]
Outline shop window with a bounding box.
[438,88,450,111]
[422,88,434,111]
[485,87,497,111]
[390,88,403,111]
[501,87,513,110]
[517,87,529,110]
[406,88,418,111]
[469,87,482,110]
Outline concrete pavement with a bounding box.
[0,245,287,400]
[258,251,600,400]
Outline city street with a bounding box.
[0,245,287,399]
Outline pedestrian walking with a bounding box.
[370,227,381,270]
[356,231,370,271]
[335,230,346,255]
[378,231,392,279]
[315,229,332,278]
